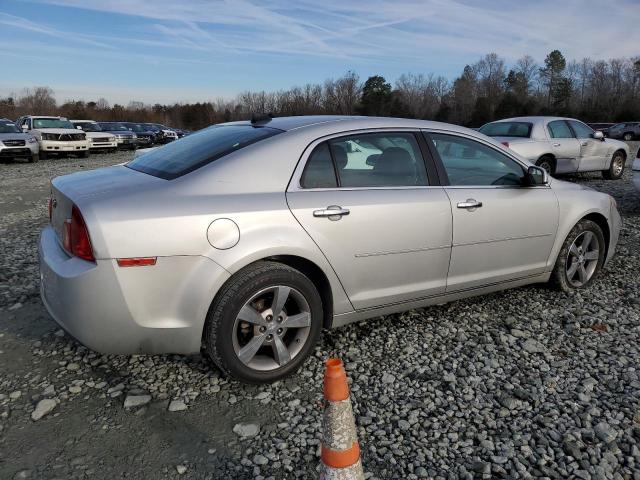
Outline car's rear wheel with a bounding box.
[550,219,605,292]
[602,151,625,180]
[623,132,634,141]
[536,155,555,175]
[203,261,322,384]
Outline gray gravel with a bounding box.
[1,146,639,479]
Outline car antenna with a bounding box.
[250,112,274,125]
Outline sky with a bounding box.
[0,0,639,105]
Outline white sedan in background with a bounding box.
[480,116,629,179]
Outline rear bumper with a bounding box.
[39,225,230,355]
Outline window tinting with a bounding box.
[0,121,20,133]
[330,132,428,187]
[479,122,532,138]
[568,120,594,139]
[430,133,525,186]
[301,143,337,188]
[33,118,74,129]
[127,125,282,180]
[547,120,574,139]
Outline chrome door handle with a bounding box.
[552,143,561,147]
[313,206,350,219]
[457,199,482,209]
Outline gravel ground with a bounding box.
[1,145,639,480]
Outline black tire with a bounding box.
[550,219,605,292]
[623,133,634,141]
[77,150,89,158]
[602,151,625,180]
[39,150,48,160]
[203,261,323,384]
[536,155,556,175]
[29,154,39,163]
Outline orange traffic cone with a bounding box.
[319,358,365,480]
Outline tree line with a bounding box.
[1,50,639,130]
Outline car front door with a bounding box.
[546,120,580,173]
[286,131,452,310]
[425,131,559,291]
[568,120,609,171]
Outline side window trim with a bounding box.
[422,130,534,188]
[296,129,442,190]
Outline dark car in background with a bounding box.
[607,122,640,141]
[144,123,178,144]
[122,122,157,147]
[172,128,191,138]
[96,122,138,150]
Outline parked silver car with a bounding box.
[0,118,39,162]
[39,116,621,383]
[480,116,630,179]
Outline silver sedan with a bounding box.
[39,116,621,383]
[480,116,629,178]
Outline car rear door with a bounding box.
[286,130,452,310]
[424,130,559,291]
[546,120,580,173]
[568,120,609,171]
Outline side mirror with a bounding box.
[592,131,604,141]
[527,165,549,186]
[21,124,28,131]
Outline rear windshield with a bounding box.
[479,121,532,138]
[0,121,20,133]
[127,125,282,179]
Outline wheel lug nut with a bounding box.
[277,328,283,334]
[267,334,273,341]
[266,315,273,322]
[277,316,283,322]
[259,326,266,333]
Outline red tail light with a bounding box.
[501,141,509,148]
[63,205,95,262]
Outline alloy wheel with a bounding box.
[565,231,599,287]
[232,286,312,371]
[612,155,624,177]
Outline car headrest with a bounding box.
[374,147,414,176]
[331,144,348,170]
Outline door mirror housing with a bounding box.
[527,165,549,186]
[21,124,29,131]
[592,131,604,141]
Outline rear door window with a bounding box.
[479,122,532,138]
[127,125,282,179]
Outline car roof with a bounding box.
[70,119,97,123]
[222,115,476,135]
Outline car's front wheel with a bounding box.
[602,151,625,180]
[203,261,323,384]
[550,219,605,292]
